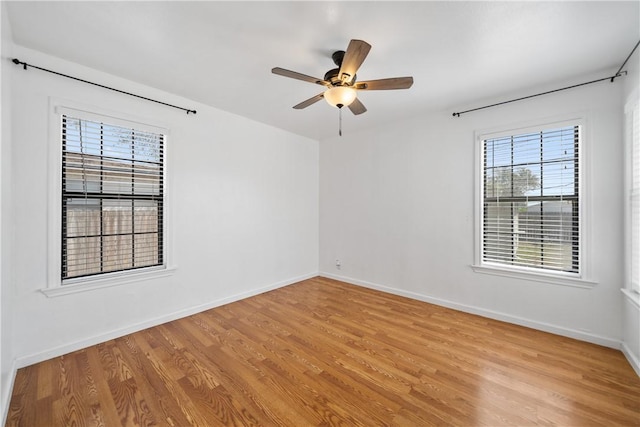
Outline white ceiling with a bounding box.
[5,1,639,140]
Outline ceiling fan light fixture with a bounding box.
[324,86,357,108]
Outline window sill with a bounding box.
[471,264,597,289]
[622,288,640,309]
[41,265,177,298]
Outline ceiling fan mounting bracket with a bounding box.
[332,50,345,67]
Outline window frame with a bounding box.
[472,116,596,288]
[44,100,175,297]
[624,89,640,297]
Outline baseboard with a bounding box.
[320,272,621,349]
[15,272,318,369]
[1,358,17,426]
[621,341,640,377]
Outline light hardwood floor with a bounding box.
[7,277,640,426]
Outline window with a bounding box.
[479,123,581,277]
[627,95,640,293]
[61,114,165,281]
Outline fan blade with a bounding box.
[348,97,367,115]
[354,77,414,90]
[293,93,325,109]
[339,39,371,84]
[272,67,330,87]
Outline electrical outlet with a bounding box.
[335,259,341,269]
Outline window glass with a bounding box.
[62,115,164,281]
[481,125,580,274]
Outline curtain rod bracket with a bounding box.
[12,58,197,115]
[611,70,628,83]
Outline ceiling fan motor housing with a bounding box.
[324,68,340,84]
[325,50,356,86]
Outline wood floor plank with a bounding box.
[85,344,127,427]
[7,368,37,426]
[7,277,640,426]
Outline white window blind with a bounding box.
[482,125,580,274]
[61,115,164,280]
[630,101,640,292]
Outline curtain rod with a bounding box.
[12,58,197,115]
[452,39,639,118]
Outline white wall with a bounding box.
[320,73,626,347]
[1,24,636,425]
[8,44,319,367]
[622,45,640,375]
[0,1,14,420]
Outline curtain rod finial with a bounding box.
[12,58,26,70]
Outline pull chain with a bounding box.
[339,107,343,137]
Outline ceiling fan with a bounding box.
[272,39,414,116]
